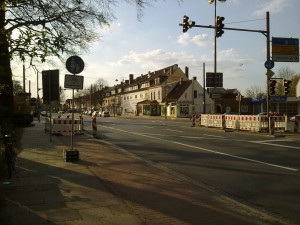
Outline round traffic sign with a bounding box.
[264,60,274,70]
[66,56,85,74]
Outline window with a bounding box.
[158,91,161,100]
[194,90,197,98]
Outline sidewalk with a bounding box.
[0,120,284,225]
[0,121,144,225]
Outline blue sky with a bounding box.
[15,0,300,98]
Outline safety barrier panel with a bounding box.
[45,118,83,135]
[207,115,224,128]
[200,114,209,127]
[200,114,287,133]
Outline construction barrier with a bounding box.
[207,115,224,128]
[45,118,83,135]
[200,114,287,133]
[200,114,209,127]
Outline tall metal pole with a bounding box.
[266,11,271,133]
[71,87,74,151]
[214,0,217,77]
[23,64,26,93]
[203,62,206,114]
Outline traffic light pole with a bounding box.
[180,11,271,130]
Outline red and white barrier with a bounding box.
[45,118,83,135]
[200,114,287,133]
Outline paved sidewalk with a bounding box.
[0,121,144,225]
[0,119,287,225]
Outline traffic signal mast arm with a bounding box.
[179,23,267,36]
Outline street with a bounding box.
[81,115,300,224]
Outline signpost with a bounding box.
[272,37,299,62]
[65,56,84,161]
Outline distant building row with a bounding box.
[72,64,300,117]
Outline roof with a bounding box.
[166,80,192,102]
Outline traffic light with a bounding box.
[182,15,189,33]
[269,79,277,95]
[283,79,291,95]
[216,16,225,37]
[182,15,195,33]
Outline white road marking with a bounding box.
[102,126,298,172]
[165,129,183,132]
[249,141,300,150]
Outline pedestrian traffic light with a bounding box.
[182,15,189,33]
[269,79,277,95]
[283,79,291,95]
[216,16,225,37]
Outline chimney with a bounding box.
[185,66,189,79]
[129,74,134,84]
[193,76,197,81]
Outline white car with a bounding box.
[102,111,110,117]
[92,111,100,117]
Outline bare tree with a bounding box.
[275,66,299,96]
[243,85,265,98]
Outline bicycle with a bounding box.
[1,135,17,178]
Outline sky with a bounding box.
[12,0,300,99]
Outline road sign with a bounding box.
[264,60,274,69]
[206,72,223,88]
[272,54,299,62]
[272,37,299,62]
[64,74,84,89]
[272,37,299,46]
[272,46,299,54]
[266,69,275,78]
[66,56,85,74]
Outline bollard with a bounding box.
[294,116,300,133]
[269,116,275,135]
[80,114,84,131]
[92,116,97,137]
[221,115,226,130]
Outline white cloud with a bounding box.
[177,33,212,47]
[177,33,190,45]
[252,0,291,16]
[191,34,213,47]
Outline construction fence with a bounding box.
[200,114,289,132]
[45,118,83,135]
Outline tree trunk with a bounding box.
[0,2,14,134]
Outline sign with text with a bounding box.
[64,74,84,89]
[272,37,299,62]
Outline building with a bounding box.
[99,64,214,118]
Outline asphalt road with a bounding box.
[81,115,300,224]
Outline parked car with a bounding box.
[40,111,49,117]
[290,114,300,122]
[92,111,100,117]
[102,111,110,117]
[257,112,267,116]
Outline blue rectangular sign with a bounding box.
[272,37,299,46]
[270,96,287,102]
